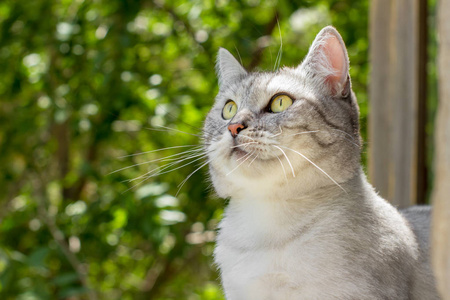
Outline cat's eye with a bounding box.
[222,100,237,120]
[270,94,293,113]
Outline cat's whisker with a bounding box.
[272,145,295,178]
[146,126,203,138]
[248,154,259,166]
[127,160,182,183]
[112,156,179,176]
[237,134,257,142]
[128,151,209,183]
[279,145,347,193]
[287,130,321,137]
[146,153,211,179]
[176,159,212,196]
[123,154,209,192]
[118,144,201,158]
[226,152,253,176]
[122,156,196,192]
[327,129,360,147]
[236,151,252,162]
[286,129,360,148]
[153,104,205,132]
[274,19,283,71]
[150,123,224,141]
[230,142,258,149]
[270,125,283,137]
[122,144,215,192]
[111,148,204,175]
[275,154,288,181]
[151,123,223,141]
[335,136,360,148]
[146,127,201,138]
[122,179,148,194]
[152,150,209,167]
[160,149,206,162]
[329,128,356,142]
[121,162,180,192]
[236,148,254,159]
[234,45,244,67]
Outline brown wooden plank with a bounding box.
[368,0,427,207]
[432,0,450,297]
[416,0,428,205]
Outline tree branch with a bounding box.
[33,175,97,300]
[0,174,27,224]
[139,244,201,299]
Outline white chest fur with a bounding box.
[215,198,357,299]
[216,236,326,299]
[213,181,418,300]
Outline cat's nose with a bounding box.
[228,123,246,138]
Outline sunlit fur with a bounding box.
[204,26,439,299]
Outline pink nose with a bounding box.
[228,123,245,137]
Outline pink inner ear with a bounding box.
[322,36,346,87]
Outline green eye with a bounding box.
[270,94,293,113]
[222,100,237,120]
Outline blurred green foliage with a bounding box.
[0,0,372,299]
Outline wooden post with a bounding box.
[368,0,427,207]
[432,0,450,297]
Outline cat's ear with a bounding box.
[216,48,247,88]
[298,26,350,97]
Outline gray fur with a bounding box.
[203,26,439,299]
[401,206,439,299]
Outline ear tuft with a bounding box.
[298,26,350,96]
[216,48,247,88]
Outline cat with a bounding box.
[203,26,440,299]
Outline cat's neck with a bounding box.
[229,166,367,204]
[218,168,373,250]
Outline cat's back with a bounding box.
[400,205,431,249]
[351,198,440,299]
[400,206,440,299]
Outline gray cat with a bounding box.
[203,26,440,299]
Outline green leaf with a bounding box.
[58,286,90,298]
[26,247,49,268]
[51,272,79,287]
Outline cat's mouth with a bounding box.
[228,137,271,160]
[229,136,256,159]
[230,146,249,158]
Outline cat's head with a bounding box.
[204,26,362,200]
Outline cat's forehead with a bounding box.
[228,69,312,108]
